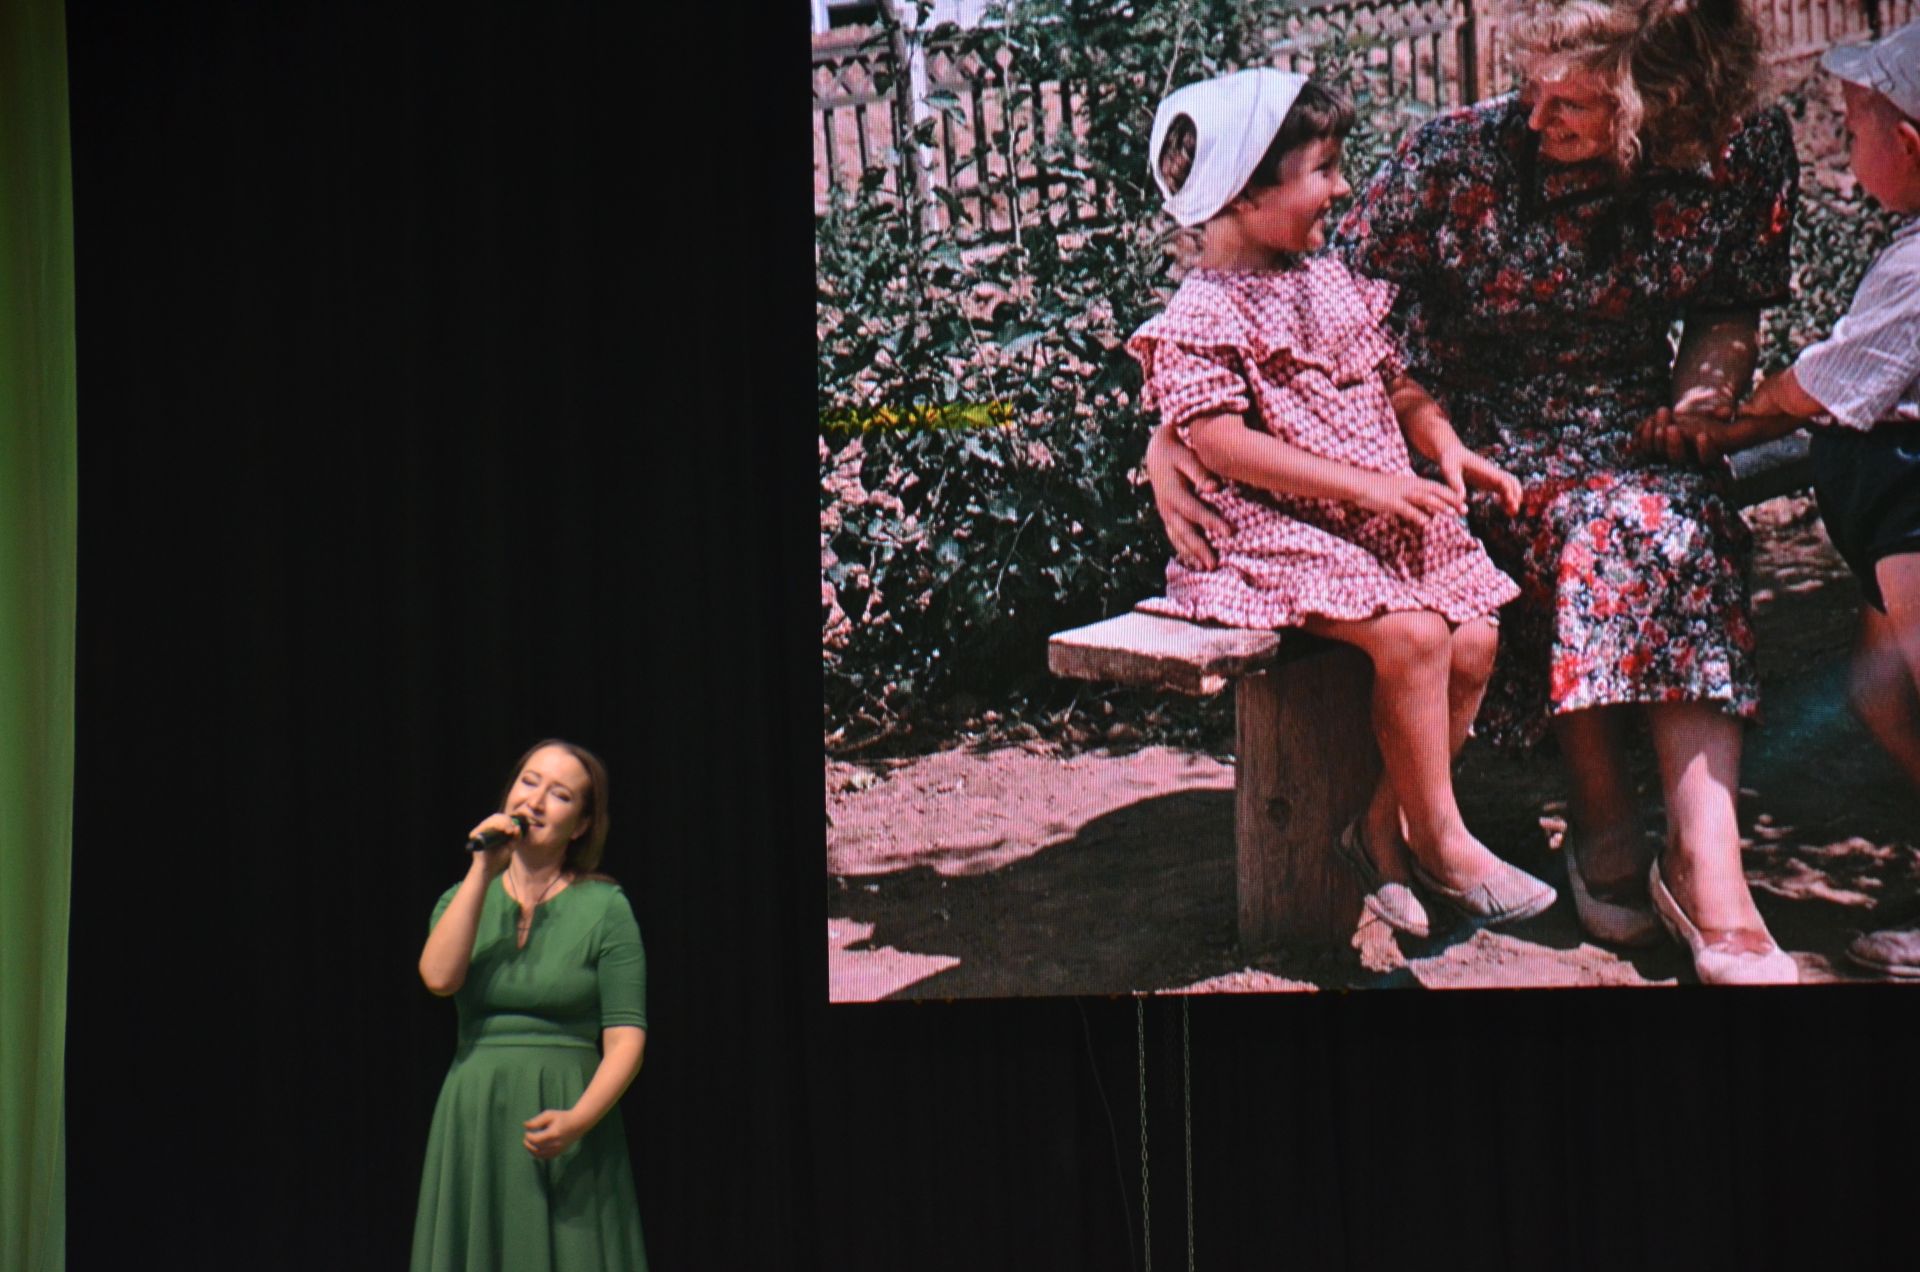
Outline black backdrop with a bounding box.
[60,2,1920,1269]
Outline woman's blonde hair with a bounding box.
[1505,0,1767,171]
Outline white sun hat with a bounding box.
[1821,19,1920,121]
[1149,67,1309,227]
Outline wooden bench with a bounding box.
[1047,433,1814,952]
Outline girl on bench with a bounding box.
[1128,69,1554,937]
[1150,2,1802,985]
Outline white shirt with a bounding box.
[1795,217,1920,430]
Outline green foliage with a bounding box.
[817,171,1173,746]
[1312,27,1437,223]
[1761,89,1903,373]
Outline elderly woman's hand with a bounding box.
[1145,423,1230,571]
[1635,406,1736,467]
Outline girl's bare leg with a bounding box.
[1303,612,1504,887]
[1553,705,1650,892]
[1645,701,1767,937]
[1445,619,1502,752]
[1360,618,1498,882]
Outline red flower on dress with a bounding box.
[1652,204,1706,241]
[1550,655,1581,701]
[1594,282,1634,319]
[1487,267,1526,305]
[1451,185,1498,223]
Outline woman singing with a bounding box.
[413,740,648,1270]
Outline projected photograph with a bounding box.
[819,0,1920,999]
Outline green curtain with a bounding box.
[0,0,76,1268]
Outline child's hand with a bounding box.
[1439,447,1524,516]
[1353,472,1467,528]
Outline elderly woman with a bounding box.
[1147,0,1799,983]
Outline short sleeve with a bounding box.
[1127,334,1251,430]
[1344,266,1408,382]
[594,888,648,1031]
[1689,108,1798,313]
[428,883,461,933]
[1379,334,1408,382]
[1794,245,1920,430]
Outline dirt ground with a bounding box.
[826,495,1920,998]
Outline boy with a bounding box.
[1648,21,1920,975]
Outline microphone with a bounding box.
[467,814,529,851]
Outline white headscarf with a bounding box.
[1149,68,1309,227]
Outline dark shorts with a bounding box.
[1811,422,1920,612]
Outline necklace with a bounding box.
[508,863,567,946]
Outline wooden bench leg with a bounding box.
[1235,646,1381,949]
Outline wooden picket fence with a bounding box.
[812,0,1918,235]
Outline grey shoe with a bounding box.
[1845,921,1920,980]
[1336,818,1430,939]
[1410,856,1557,926]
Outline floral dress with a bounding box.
[1128,256,1519,629]
[1334,95,1798,748]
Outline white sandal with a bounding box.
[1648,860,1797,986]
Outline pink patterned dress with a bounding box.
[1127,255,1519,630]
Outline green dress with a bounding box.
[412,878,648,1271]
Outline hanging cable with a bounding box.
[1183,999,1195,1272]
[1079,1001,1138,1272]
[1138,996,1152,1272]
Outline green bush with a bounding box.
[818,190,1173,745]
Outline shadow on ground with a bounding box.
[826,498,1920,998]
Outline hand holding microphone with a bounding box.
[466,813,529,876]
[468,813,530,852]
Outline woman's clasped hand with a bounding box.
[1632,405,1744,467]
